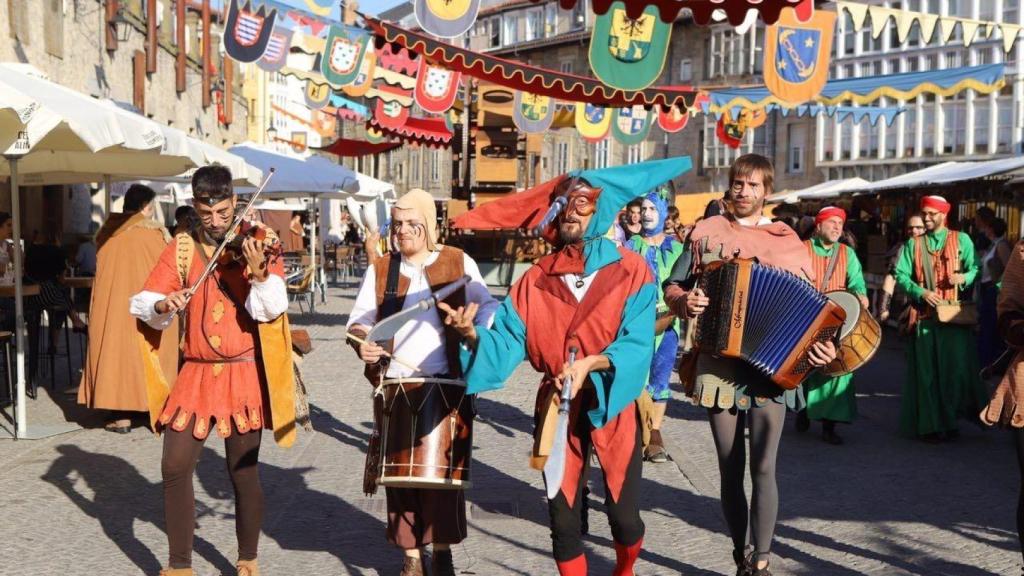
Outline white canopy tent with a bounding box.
[0,63,211,439]
[768,178,872,204]
[847,157,1024,196]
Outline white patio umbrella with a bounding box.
[0,63,204,439]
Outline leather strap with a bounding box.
[184,356,255,364]
[822,247,841,290]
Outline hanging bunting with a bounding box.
[764,7,836,106]
[768,104,906,127]
[331,93,369,119]
[414,0,482,39]
[257,26,293,72]
[321,24,371,87]
[575,102,612,143]
[611,105,653,145]
[368,116,454,148]
[657,106,691,133]
[527,0,812,26]
[287,11,328,36]
[589,1,673,92]
[414,59,462,114]
[224,0,279,64]
[303,0,333,17]
[342,48,377,97]
[304,79,331,110]
[374,97,411,131]
[838,1,1023,52]
[716,109,767,149]
[366,126,387,144]
[513,92,556,133]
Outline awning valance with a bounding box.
[317,138,402,157]
[367,115,453,148]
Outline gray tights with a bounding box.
[708,402,786,563]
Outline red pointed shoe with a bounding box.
[613,538,642,576]
[556,553,588,576]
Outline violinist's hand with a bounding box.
[155,289,191,315]
[242,236,269,282]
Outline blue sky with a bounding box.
[213,0,406,17]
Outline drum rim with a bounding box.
[381,377,466,387]
[826,290,862,340]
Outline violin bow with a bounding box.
[181,168,276,306]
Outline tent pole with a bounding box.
[9,157,26,439]
[309,197,318,312]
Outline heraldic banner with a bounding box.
[589,1,673,92]
[763,7,837,106]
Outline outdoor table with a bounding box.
[59,277,93,289]
[0,284,39,298]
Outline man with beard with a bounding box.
[894,194,986,442]
[444,157,692,576]
[664,154,837,576]
[346,189,498,576]
[628,186,685,462]
[796,207,869,445]
[130,166,295,576]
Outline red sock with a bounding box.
[556,553,587,576]
[613,539,642,576]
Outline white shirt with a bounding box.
[347,251,499,378]
[561,271,597,302]
[129,274,289,330]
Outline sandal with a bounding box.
[237,559,259,576]
[733,548,751,576]
[747,552,772,576]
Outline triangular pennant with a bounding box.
[894,10,915,44]
[223,0,279,64]
[414,59,461,114]
[939,18,959,43]
[589,1,673,92]
[764,8,837,106]
[961,20,981,47]
[575,102,612,143]
[734,9,758,35]
[1001,23,1021,53]
[513,91,556,133]
[611,105,652,145]
[841,1,869,31]
[869,6,891,40]
[321,24,371,87]
[918,13,939,43]
[414,0,482,39]
[984,23,995,38]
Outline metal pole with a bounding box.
[309,198,317,313]
[9,158,26,439]
[461,78,473,209]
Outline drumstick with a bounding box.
[345,332,421,373]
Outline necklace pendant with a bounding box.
[575,278,585,289]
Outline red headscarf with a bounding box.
[815,206,846,225]
[921,195,951,214]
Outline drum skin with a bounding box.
[824,291,883,377]
[378,378,474,490]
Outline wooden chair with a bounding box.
[287,266,316,313]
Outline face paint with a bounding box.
[641,198,661,233]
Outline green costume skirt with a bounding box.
[804,372,857,423]
[900,318,987,436]
[690,354,804,411]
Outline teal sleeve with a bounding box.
[461,298,528,395]
[959,231,979,288]
[587,282,657,429]
[845,245,867,296]
[893,241,924,301]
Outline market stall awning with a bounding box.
[368,116,453,148]
[229,142,360,196]
[531,0,812,24]
[317,137,402,157]
[367,17,701,111]
[708,64,1006,113]
[847,157,1024,195]
[768,178,872,204]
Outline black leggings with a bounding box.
[708,402,786,562]
[162,420,264,569]
[1016,427,1024,564]
[547,414,645,562]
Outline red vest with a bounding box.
[805,240,848,293]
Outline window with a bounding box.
[704,27,759,78]
[907,57,920,72]
[945,51,961,69]
[902,107,917,156]
[560,61,574,74]
[823,116,835,161]
[411,150,421,183]
[556,141,570,174]
[998,93,1015,152]
[679,59,693,82]
[840,117,854,160]
[431,150,440,182]
[922,105,936,155]
[842,13,855,55]
[942,98,967,154]
[487,19,500,48]
[502,16,518,45]
[594,140,611,169]
[787,124,806,173]
[525,9,543,42]
[975,101,991,150]
[1007,0,1020,25]
[569,2,586,30]
[545,4,558,36]
[627,143,644,164]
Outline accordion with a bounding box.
[696,258,847,389]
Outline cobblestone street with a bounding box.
[0,285,1020,575]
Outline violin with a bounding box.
[217,220,282,268]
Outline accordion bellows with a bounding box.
[697,259,846,390]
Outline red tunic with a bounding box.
[142,236,285,440]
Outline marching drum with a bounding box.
[377,377,474,490]
[824,291,883,377]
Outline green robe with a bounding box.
[893,228,987,436]
[804,239,866,423]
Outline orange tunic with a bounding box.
[142,236,285,440]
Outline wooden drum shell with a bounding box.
[824,291,883,377]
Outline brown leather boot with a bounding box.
[158,569,194,576]
[400,555,426,576]
[237,559,260,576]
[431,549,455,576]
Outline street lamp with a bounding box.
[266,125,278,142]
[113,7,133,43]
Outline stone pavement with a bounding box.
[0,284,1020,575]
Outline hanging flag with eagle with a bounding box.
[414,59,461,114]
[589,1,672,92]
[224,0,279,63]
[575,102,612,143]
[611,105,652,145]
[414,0,482,39]
[343,47,377,97]
[257,26,293,72]
[321,24,371,87]
[764,7,837,105]
[513,91,556,134]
